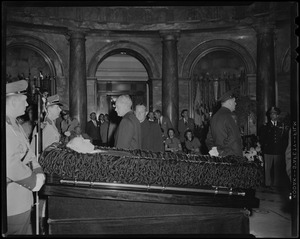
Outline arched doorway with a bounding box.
[86,49,150,147]
[6,46,55,100]
[96,53,148,126]
[87,40,160,118]
[6,35,65,102]
[182,40,257,151]
[182,39,256,122]
[192,49,249,127]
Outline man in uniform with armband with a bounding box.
[6,80,45,235]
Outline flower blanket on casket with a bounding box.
[39,144,264,190]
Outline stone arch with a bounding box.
[87,40,160,79]
[6,34,65,77]
[181,39,256,78]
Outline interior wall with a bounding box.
[93,54,148,117]
[4,5,292,130]
[6,47,51,82]
[194,51,245,77]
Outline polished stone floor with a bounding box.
[249,186,295,238]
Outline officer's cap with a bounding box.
[218,90,235,103]
[6,80,28,96]
[46,94,63,108]
[267,106,281,115]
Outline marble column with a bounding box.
[147,78,153,111]
[68,31,87,131]
[255,25,276,130]
[160,31,180,131]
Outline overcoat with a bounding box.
[115,111,141,150]
[100,121,109,144]
[206,107,243,157]
[140,120,164,152]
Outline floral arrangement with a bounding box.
[243,142,263,167]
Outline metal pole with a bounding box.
[60,179,246,196]
[34,88,42,235]
[35,138,39,235]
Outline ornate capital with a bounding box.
[159,30,180,41]
[65,30,86,41]
[252,19,275,37]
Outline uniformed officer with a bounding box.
[41,94,63,149]
[29,94,64,234]
[205,90,243,157]
[31,94,63,151]
[6,80,45,235]
[259,106,289,188]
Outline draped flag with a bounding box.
[194,80,202,126]
[213,78,219,101]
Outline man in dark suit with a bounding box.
[178,109,195,144]
[85,112,101,146]
[114,95,141,150]
[99,113,110,146]
[259,106,289,188]
[154,109,173,141]
[205,90,243,157]
[135,104,164,152]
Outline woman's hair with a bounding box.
[184,129,194,140]
[167,128,175,136]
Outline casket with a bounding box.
[39,145,263,235]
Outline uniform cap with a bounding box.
[267,106,281,115]
[6,80,28,96]
[218,90,235,103]
[46,94,63,107]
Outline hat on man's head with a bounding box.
[267,106,281,115]
[46,94,63,107]
[218,90,235,103]
[6,80,28,96]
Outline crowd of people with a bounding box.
[6,79,292,236]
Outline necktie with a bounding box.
[159,119,163,133]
